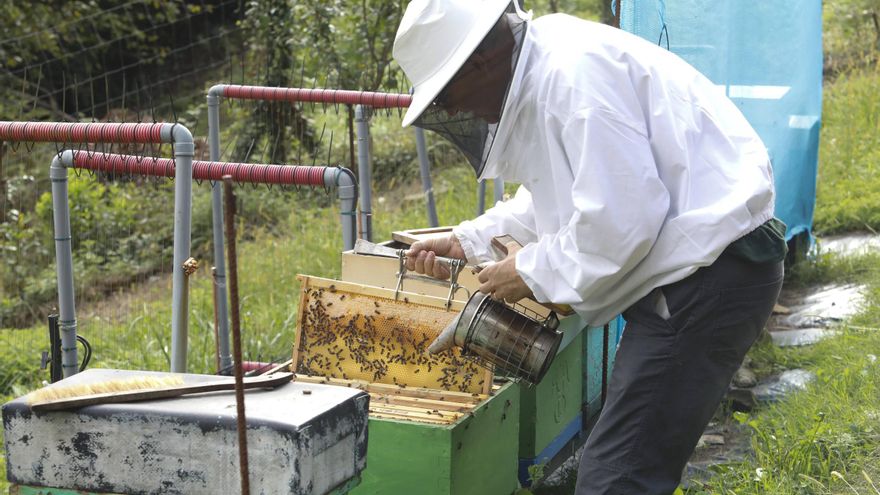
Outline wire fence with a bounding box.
[0,0,476,397]
[0,1,246,390]
[0,0,446,394]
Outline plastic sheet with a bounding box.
[621,0,822,241]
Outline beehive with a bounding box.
[3,369,368,495]
[339,247,597,473]
[292,275,520,495]
[583,315,625,419]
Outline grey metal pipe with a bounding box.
[326,168,358,251]
[54,123,194,373]
[477,179,505,216]
[414,128,439,228]
[354,105,373,241]
[50,150,78,378]
[494,178,505,204]
[166,124,194,373]
[206,92,233,372]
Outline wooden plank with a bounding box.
[369,401,465,418]
[296,274,466,312]
[264,359,293,375]
[369,404,463,422]
[391,227,455,245]
[294,375,486,404]
[291,275,312,372]
[370,394,475,413]
[369,411,453,425]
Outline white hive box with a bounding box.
[3,368,368,495]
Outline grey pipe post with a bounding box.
[167,125,195,373]
[414,128,439,228]
[477,180,487,215]
[207,90,233,372]
[494,179,505,204]
[354,105,373,241]
[326,168,358,251]
[50,150,78,378]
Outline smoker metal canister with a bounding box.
[453,292,562,385]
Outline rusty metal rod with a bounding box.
[223,175,250,495]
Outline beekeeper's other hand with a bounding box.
[477,242,533,303]
[405,234,466,280]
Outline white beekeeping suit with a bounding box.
[394,2,786,493]
[449,15,775,325]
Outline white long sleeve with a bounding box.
[453,186,537,262]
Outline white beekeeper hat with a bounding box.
[393,0,513,127]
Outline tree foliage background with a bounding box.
[0,0,605,328]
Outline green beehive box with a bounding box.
[518,318,586,464]
[294,275,521,495]
[352,381,520,495]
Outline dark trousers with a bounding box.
[575,251,784,494]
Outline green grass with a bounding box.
[681,245,880,494]
[686,289,880,494]
[814,61,880,235]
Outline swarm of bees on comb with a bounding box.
[296,285,488,393]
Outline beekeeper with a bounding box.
[395,0,786,493]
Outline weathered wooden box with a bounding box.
[293,275,521,495]
[3,369,369,495]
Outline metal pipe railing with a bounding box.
[206,85,405,357]
[494,178,505,204]
[354,105,374,241]
[49,151,78,379]
[415,127,439,228]
[0,121,194,376]
[206,92,231,372]
[214,85,412,108]
[64,150,357,373]
[206,85,439,241]
[477,179,506,215]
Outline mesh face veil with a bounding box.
[412,9,528,179]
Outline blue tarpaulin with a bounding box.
[620,1,823,241]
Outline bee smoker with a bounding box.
[429,292,563,385]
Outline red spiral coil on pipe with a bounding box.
[69,152,330,187]
[220,85,413,109]
[0,122,169,143]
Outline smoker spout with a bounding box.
[428,313,461,354]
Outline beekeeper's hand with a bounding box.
[477,242,533,303]
[405,234,466,280]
